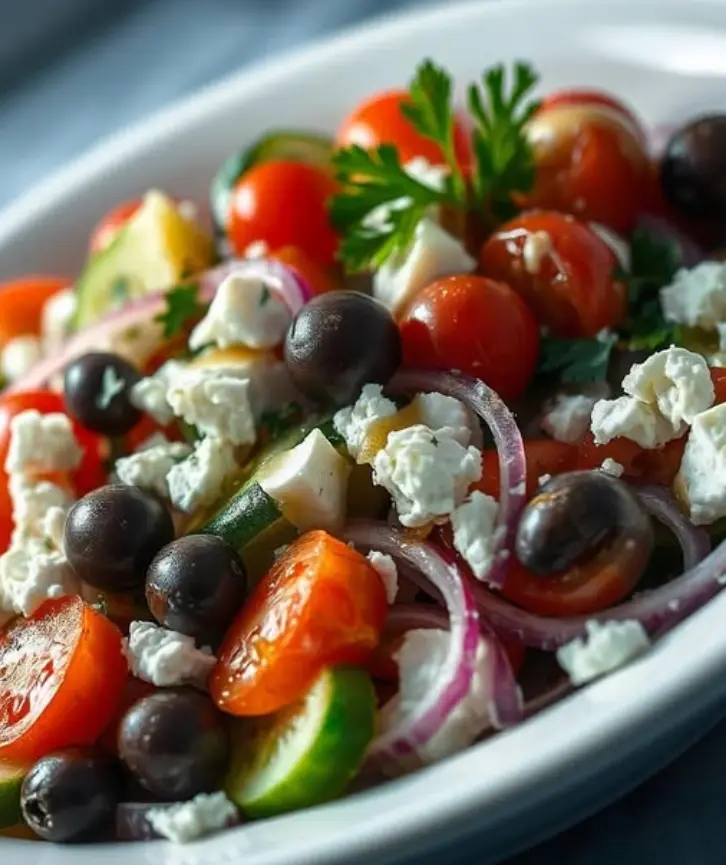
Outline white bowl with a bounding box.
[4,0,726,862]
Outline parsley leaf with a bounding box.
[154,283,205,339]
[258,402,304,439]
[539,330,618,383]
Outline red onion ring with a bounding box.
[8,258,312,394]
[388,369,527,589]
[385,604,450,633]
[636,485,711,571]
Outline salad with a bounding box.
[0,56,725,846]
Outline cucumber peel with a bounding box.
[225,666,375,818]
[0,763,26,828]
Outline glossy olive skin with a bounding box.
[660,115,726,221]
[146,535,248,644]
[63,352,142,436]
[64,485,175,592]
[20,749,120,842]
[284,291,401,404]
[117,690,229,801]
[515,470,650,574]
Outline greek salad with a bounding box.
[1,58,726,845]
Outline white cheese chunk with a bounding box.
[167,436,237,514]
[676,402,726,524]
[0,538,80,618]
[124,621,216,687]
[167,369,256,445]
[366,550,398,604]
[373,425,482,527]
[451,491,500,581]
[115,441,193,499]
[557,619,650,685]
[5,411,83,474]
[410,391,477,447]
[660,261,726,330]
[541,393,597,444]
[41,287,76,353]
[600,458,625,478]
[129,360,186,426]
[9,474,72,542]
[1,335,43,383]
[590,396,679,449]
[333,383,397,461]
[189,271,292,352]
[258,429,351,532]
[147,792,238,844]
[43,506,67,552]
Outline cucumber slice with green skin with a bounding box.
[210,131,334,231]
[0,763,26,828]
[226,667,375,818]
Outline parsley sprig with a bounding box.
[155,283,205,339]
[539,330,618,383]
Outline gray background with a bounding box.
[1,1,725,863]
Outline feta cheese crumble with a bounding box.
[451,491,500,580]
[147,792,238,844]
[600,458,625,478]
[541,393,597,444]
[115,441,193,499]
[410,391,477,447]
[660,260,726,331]
[0,335,43,383]
[9,475,72,541]
[124,621,216,687]
[366,550,398,604]
[167,436,237,513]
[0,539,80,618]
[522,230,553,275]
[333,384,397,461]
[373,425,482,527]
[41,287,76,353]
[167,369,256,445]
[5,411,83,474]
[590,396,676,449]
[129,360,186,425]
[557,619,650,685]
[676,402,726,524]
[189,271,292,352]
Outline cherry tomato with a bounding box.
[0,276,71,348]
[576,431,686,486]
[477,439,579,500]
[210,530,387,716]
[0,596,127,761]
[539,89,647,145]
[270,245,338,296]
[523,101,651,234]
[336,89,471,167]
[226,161,339,267]
[89,199,142,255]
[480,211,625,338]
[399,275,539,401]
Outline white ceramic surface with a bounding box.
[3,1,726,863]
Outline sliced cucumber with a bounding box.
[210,132,334,230]
[0,763,26,828]
[226,666,375,818]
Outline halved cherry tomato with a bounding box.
[399,275,540,401]
[0,596,127,761]
[539,89,647,145]
[226,161,339,267]
[336,89,471,167]
[523,101,650,233]
[477,439,579,500]
[576,431,686,486]
[210,530,388,716]
[0,276,71,348]
[270,245,338,296]
[98,677,156,755]
[479,211,625,338]
[89,199,142,255]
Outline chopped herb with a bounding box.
[111,275,131,306]
[539,330,618,383]
[259,402,304,439]
[89,596,108,616]
[155,283,205,339]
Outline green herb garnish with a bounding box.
[539,330,618,383]
[259,402,304,439]
[155,283,205,339]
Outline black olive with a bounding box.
[20,749,120,843]
[64,485,175,592]
[515,470,653,575]
[146,535,247,644]
[284,291,401,404]
[63,352,142,436]
[117,689,228,801]
[660,115,726,221]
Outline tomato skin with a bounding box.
[0,276,71,348]
[477,439,579,500]
[336,89,471,167]
[270,245,338,296]
[226,161,339,267]
[0,596,127,762]
[210,530,388,716]
[89,199,142,255]
[539,90,647,145]
[479,211,625,338]
[711,367,726,404]
[399,275,540,401]
[576,431,685,486]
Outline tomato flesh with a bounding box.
[577,432,685,487]
[477,439,579,500]
[0,276,71,349]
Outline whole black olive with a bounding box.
[284,291,401,404]
[660,115,726,221]
[20,749,120,842]
[64,485,175,592]
[117,689,228,801]
[146,534,247,644]
[63,352,142,436]
[515,470,653,575]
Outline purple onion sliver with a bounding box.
[385,604,450,635]
[479,619,523,729]
[636,485,711,571]
[388,369,527,589]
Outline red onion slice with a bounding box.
[636,485,711,571]
[388,369,527,589]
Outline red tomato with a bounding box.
[210,531,388,716]
[539,89,647,145]
[712,367,726,405]
[477,439,579,500]
[89,199,142,255]
[0,276,71,348]
[480,211,625,338]
[270,245,338,296]
[0,596,127,761]
[399,275,540,401]
[577,431,685,486]
[226,161,339,267]
[336,89,471,167]
[522,101,651,234]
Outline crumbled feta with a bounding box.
[676,402,726,524]
[124,621,216,687]
[373,425,482,527]
[43,506,67,552]
[538,473,552,486]
[167,369,256,445]
[41,287,76,353]
[5,411,83,474]
[660,261,726,330]
[189,271,292,352]
[366,550,398,603]
[333,384,397,461]
[541,393,597,444]
[9,475,72,541]
[373,218,476,317]
[410,392,477,447]
[589,223,630,271]
[147,792,238,844]
[556,619,650,685]
[0,538,80,618]
[600,458,625,478]
[590,396,678,449]
[622,346,714,429]
[258,429,350,532]
[522,230,553,275]
[0,335,43,382]
[451,491,500,581]
[167,436,237,513]
[129,360,186,425]
[116,441,193,499]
